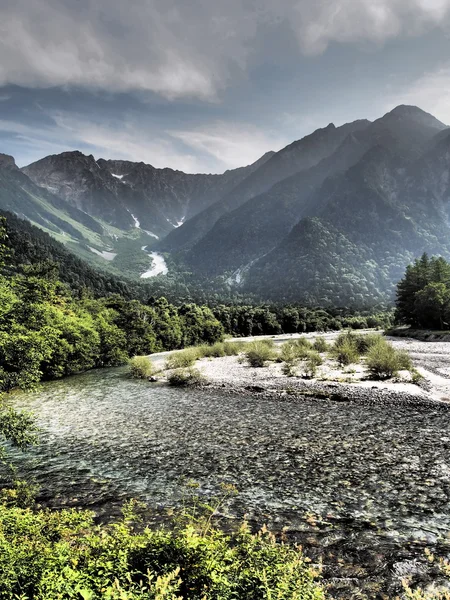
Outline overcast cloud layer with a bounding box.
[1,0,450,171]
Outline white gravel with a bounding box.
[192,331,450,406]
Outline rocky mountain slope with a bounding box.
[181,106,447,280]
[245,125,450,305]
[0,153,104,242]
[158,119,370,253]
[23,151,274,238]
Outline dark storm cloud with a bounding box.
[1,1,450,171]
[1,0,450,100]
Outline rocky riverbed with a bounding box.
[4,331,450,599]
[170,332,450,408]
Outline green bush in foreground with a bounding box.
[167,367,204,387]
[129,356,154,379]
[245,341,277,367]
[0,503,324,600]
[366,339,412,379]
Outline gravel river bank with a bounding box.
[2,331,450,598]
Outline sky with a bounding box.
[1,0,450,173]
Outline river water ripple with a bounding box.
[3,366,450,597]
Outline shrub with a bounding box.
[259,338,276,349]
[167,367,204,387]
[301,351,323,378]
[223,341,245,356]
[165,348,199,369]
[0,502,325,600]
[280,342,298,363]
[312,337,328,353]
[411,368,424,384]
[129,356,154,379]
[282,361,297,377]
[295,337,313,349]
[332,339,360,366]
[280,340,311,362]
[366,339,412,379]
[397,349,413,371]
[197,342,226,358]
[245,341,276,367]
[354,333,384,354]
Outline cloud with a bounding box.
[1,0,450,101]
[169,123,288,169]
[0,111,282,172]
[283,0,450,55]
[52,112,208,172]
[387,64,450,125]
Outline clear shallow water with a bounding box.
[3,367,450,597]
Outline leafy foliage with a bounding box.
[366,338,412,379]
[396,254,450,329]
[129,356,154,379]
[0,501,324,600]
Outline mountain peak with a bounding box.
[0,153,17,170]
[381,105,447,130]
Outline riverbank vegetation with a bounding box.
[0,218,224,393]
[154,332,416,385]
[129,356,155,379]
[0,499,325,600]
[396,254,450,330]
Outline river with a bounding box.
[2,363,450,596]
[140,251,168,278]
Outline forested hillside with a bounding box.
[3,105,448,307]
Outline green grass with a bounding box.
[165,348,200,369]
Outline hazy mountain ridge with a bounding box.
[245,122,450,305]
[23,151,275,238]
[181,106,448,280]
[158,119,371,253]
[3,104,450,307]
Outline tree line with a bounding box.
[396,253,450,330]
[0,217,224,392]
[0,212,395,392]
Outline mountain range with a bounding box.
[2,104,450,307]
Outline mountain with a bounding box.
[0,153,104,241]
[3,103,450,307]
[23,151,274,238]
[158,119,371,253]
[179,105,448,279]
[244,126,450,306]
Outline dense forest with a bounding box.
[3,211,392,336]
[396,253,450,330]
[0,215,225,392]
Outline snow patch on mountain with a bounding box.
[143,230,159,239]
[89,247,117,261]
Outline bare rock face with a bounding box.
[0,153,17,170]
[22,151,274,235]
